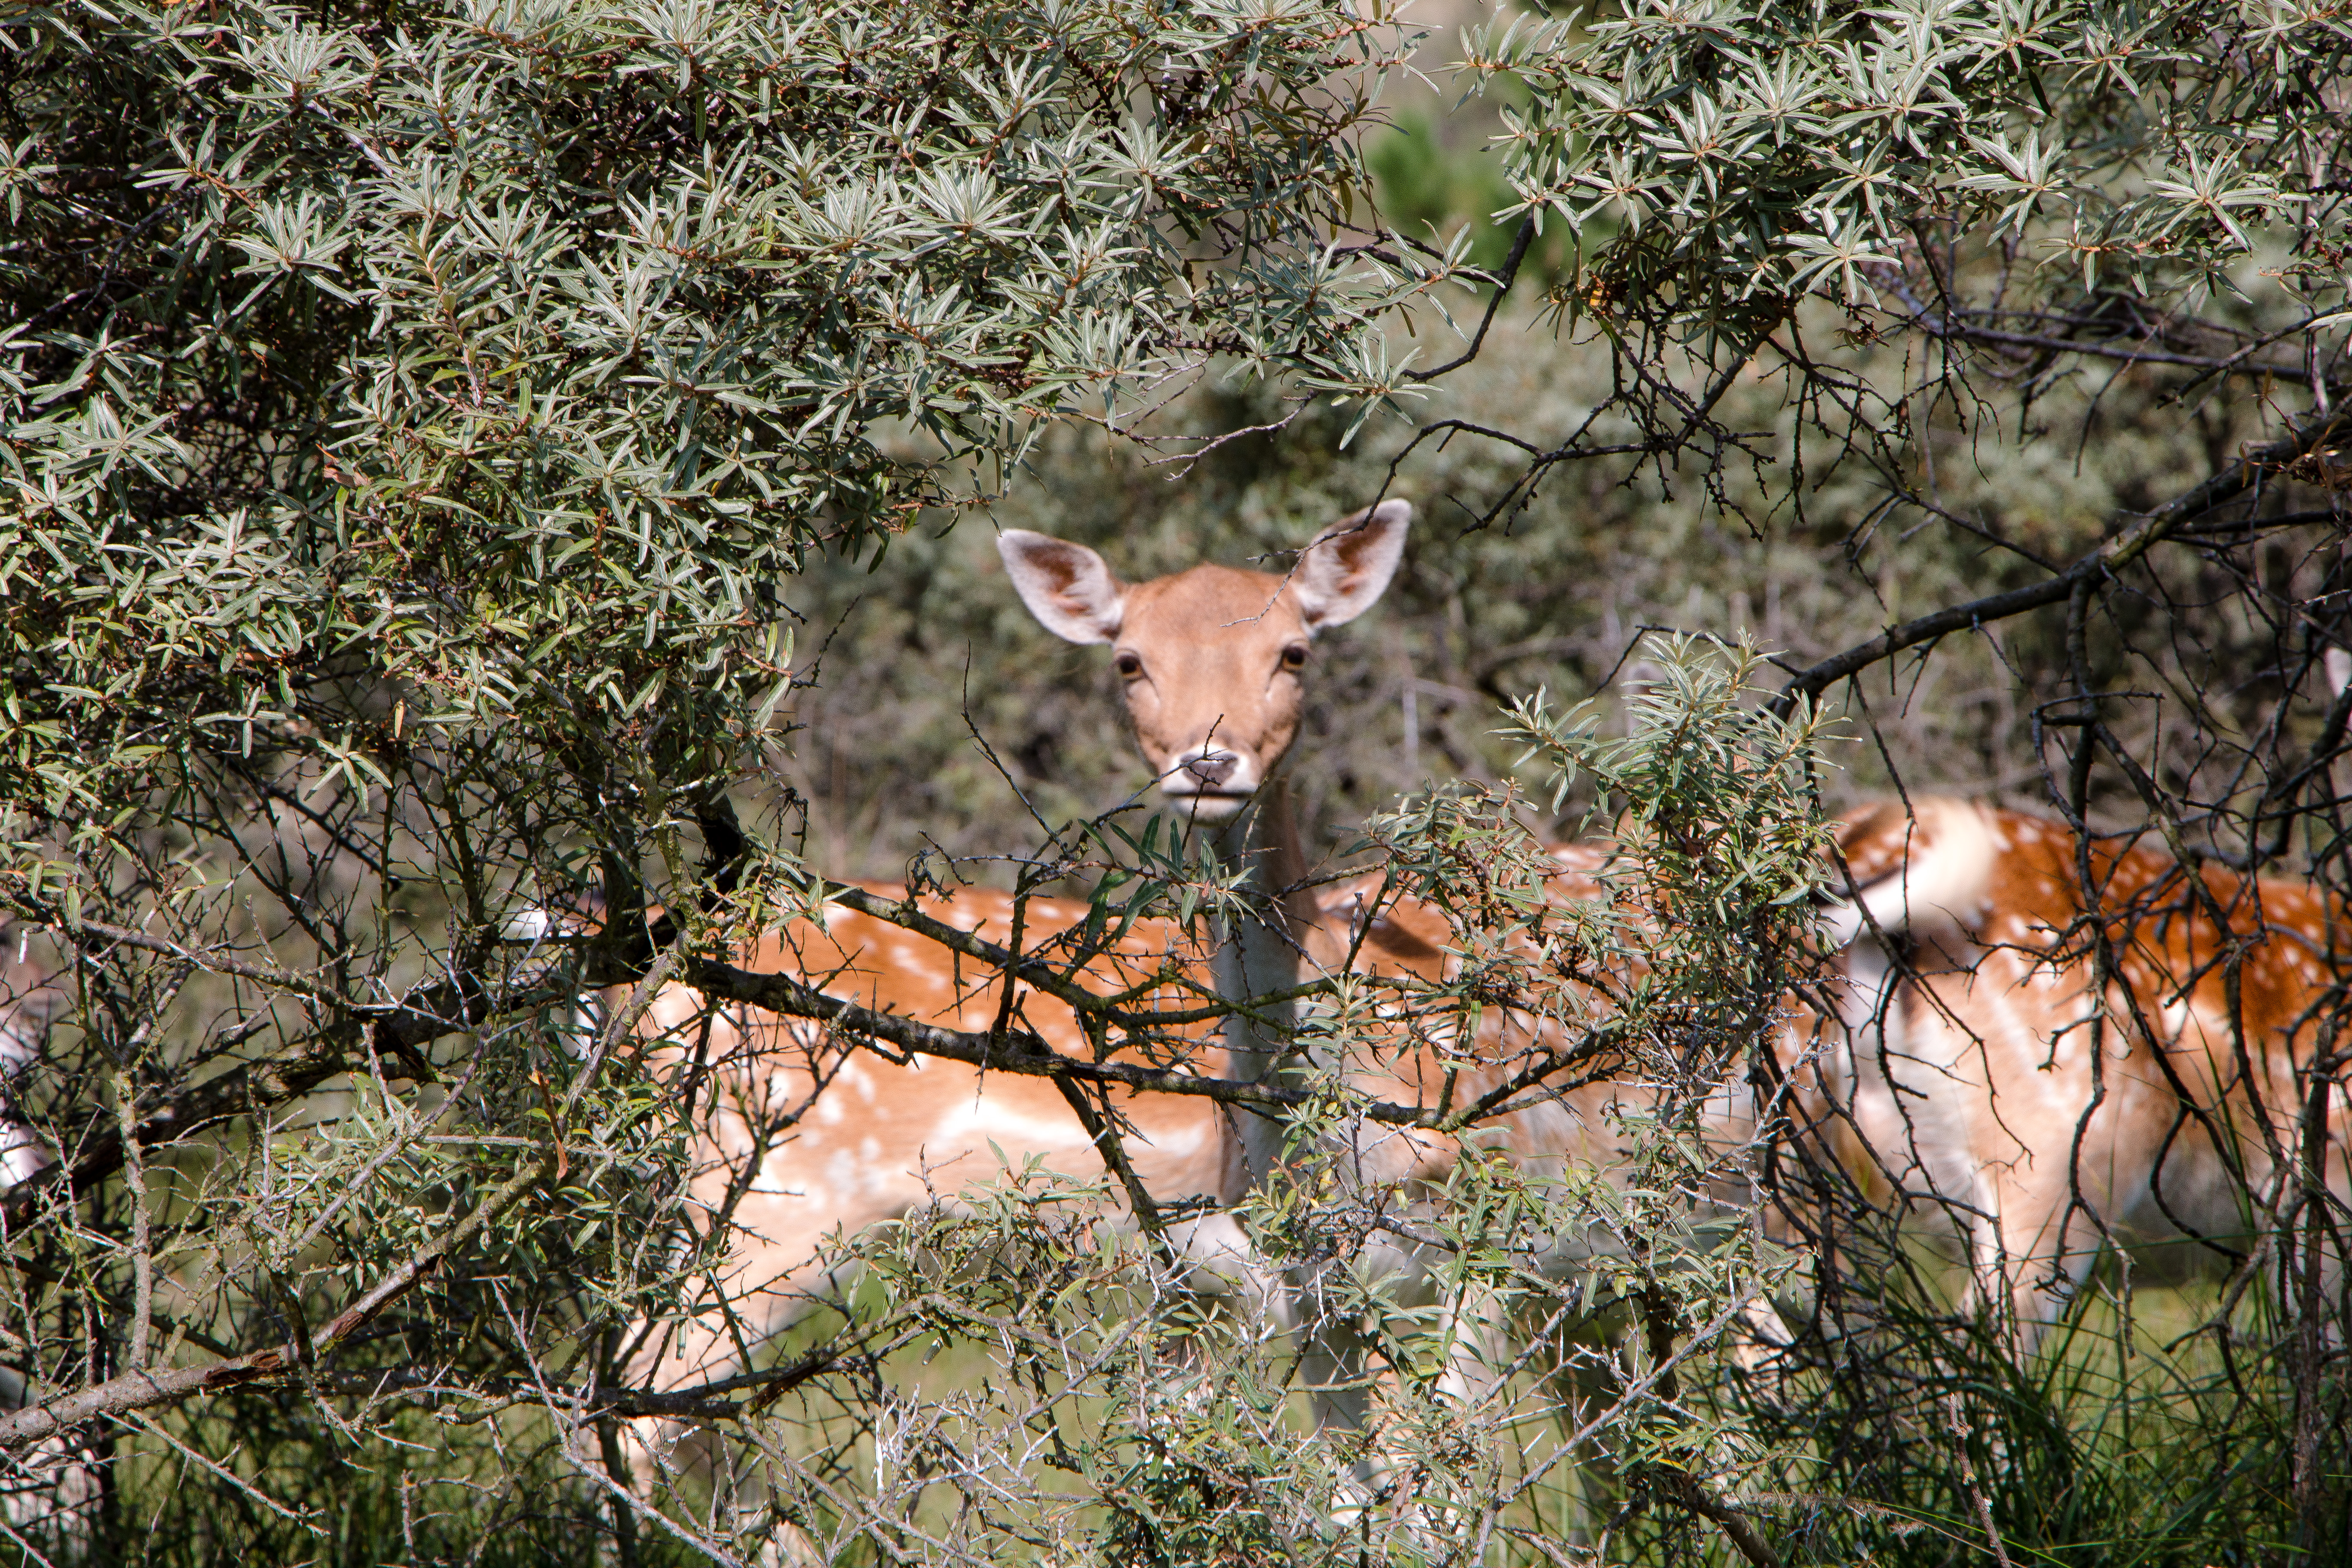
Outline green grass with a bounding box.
[34,1237,2345,1567]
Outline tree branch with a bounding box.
[3,873,1615,1237]
[1405,214,1539,383]
[674,949,1447,1126]
[1933,316,2320,383]
[0,1157,549,1449]
[1769,407,2352,715]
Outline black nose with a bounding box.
[1183,751,1237,787]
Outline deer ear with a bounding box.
[1294,498,1410,629]
[999,530,1126,645]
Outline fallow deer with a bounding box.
[628,500,1783,1531]
[1265,784,2352,1403]
[620,502,1416,1418]
[622,506,1844,1500]
[1820,796,2352,1344]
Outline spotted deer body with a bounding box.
[1280,792,2352,1368]
[629,887,1250,1383]
[1823,796,2352,1338]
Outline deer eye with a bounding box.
[1115,651,1143,678]
[1280,643,1309,670]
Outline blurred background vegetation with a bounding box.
[777,276,2300,888]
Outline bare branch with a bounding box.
[0,1157,550,1449]
[1770,406,2352,714]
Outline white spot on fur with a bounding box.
[931,1102,1089,1156]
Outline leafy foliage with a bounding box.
[4,0,2352,1559]
[1476,0,2334,324]
[0,0,1453,1554]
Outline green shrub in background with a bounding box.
[778,315,2272,881]
[1367,109,1580,285]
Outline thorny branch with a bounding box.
[0,1158,551,1449]
[1768,406,2352,716]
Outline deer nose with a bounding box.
[1182,750,1239,788]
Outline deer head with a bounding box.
[998,499,1411,820]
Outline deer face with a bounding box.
[1000,500,1411,820]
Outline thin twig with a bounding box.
[0,1157,550,1449]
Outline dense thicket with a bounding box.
[4,0,2352,1560]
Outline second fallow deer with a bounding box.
[1820,796,2352,1345]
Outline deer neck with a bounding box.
[1208,776,1316,1187]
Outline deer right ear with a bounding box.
[999,530,1126,645]
[1295,498,1411,629]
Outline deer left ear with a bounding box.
[1294,499,1410,629]
[999,530,1127,644]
